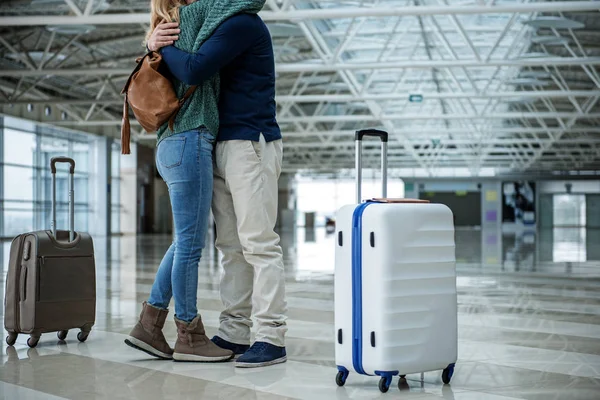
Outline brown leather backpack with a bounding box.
[120,51,196,154]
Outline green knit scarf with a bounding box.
[156,0,266,143]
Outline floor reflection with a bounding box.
[1,227,599,400]
[2,228,598,280]
[287,227,600,279]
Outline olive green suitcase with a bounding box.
[4,157,96,347]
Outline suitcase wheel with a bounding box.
[27,336,40,348]
[57,330,68,341]
[77,331,89,343]
[442,363,455,384]
[398,376,410,391]
[335,370,349,387]
[6,333,17,346]
[378,377,392,393]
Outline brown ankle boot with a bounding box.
[125,302,173,359]
[173,315,234,362]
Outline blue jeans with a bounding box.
[148,129,215,322]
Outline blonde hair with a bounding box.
[145,0,187,45]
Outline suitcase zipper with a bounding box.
[351,202,372,376]
[40,255,92,264]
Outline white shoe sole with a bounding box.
[235,356,287,368]
[173,352,234,363]
[125,336,172,360]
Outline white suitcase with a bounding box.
[334,129,458,393]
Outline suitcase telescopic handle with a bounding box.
[50,157,75,174]
[355,129,388,143]
[355,129,388,203]
[50,157,76,242]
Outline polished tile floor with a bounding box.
[1,227,599,399]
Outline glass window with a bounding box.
[72,141,90,173]
[4,201,33,210]
[111,205,120,234]
[110,180,120,234]
[40,136,69,163]
[3,129,36,167]
[111,140,122,234]
[2,241,12,267]
[111,141,121,178]
[38,199,51,231]
[74,176,89,204]
[111,178,120,206]
[4,202,34,237]
[40,171,70,205]
[75,207,89,232]
[553,195,586,227]
[3,166,34,201]
[52,204,87,232]
[2,116,115,237]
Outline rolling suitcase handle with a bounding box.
[355,129,388,203]
[50,157,76,242]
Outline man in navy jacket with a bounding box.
[148,13,287,368]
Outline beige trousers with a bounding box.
[212,135,287,347]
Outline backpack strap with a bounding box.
[168,85,198,131]
[121,52,151,95]
[121,93,131,155]
[120,54,152,155]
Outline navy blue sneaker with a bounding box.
[235,342,287,368]
[211,336,250,357]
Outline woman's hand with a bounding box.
[147,22,181,52]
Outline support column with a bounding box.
[277,173,297,264]
[539,194,554,228]
[481,182,502,227]
[586,194,600,228]
[585,193,600,264]
[480,182,502,266]
[537,193,554,263]
[277,173,297,232]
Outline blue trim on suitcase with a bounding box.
[351,202,372,376]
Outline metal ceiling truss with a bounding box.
[1,0,600,176]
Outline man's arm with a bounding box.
[160,14,257,85]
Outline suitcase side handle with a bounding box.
[355,129,388,203]
[50,157,75,242]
